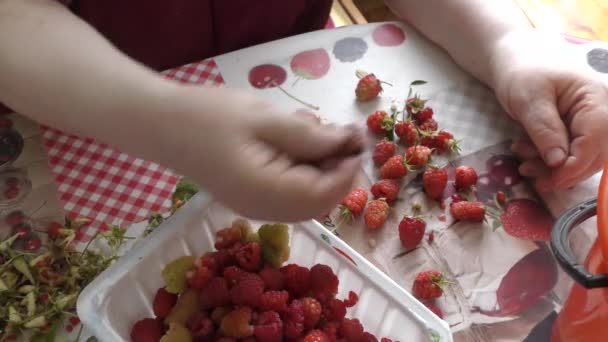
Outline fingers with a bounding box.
[239,154,362,221]
[545,135,603,190]
[516,98,569,168]
[511,139,539,160]
[519,158,550,178]
[257,114,366,162]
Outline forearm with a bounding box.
[385,0,532,86]
[0,0,205,164]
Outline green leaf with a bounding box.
[86,337,99,342]
[410,80,427,86]
[492,219,501,232]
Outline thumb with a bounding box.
[516,98,569,168]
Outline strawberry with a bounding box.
[423,302,444,319]
[422,130,459,155]
[366,111,393,135]
[450,201,485,222]
[394,121,418,146]
[418,118,438,132]
[338,187,368,222]
[422,167,448,200]
[130,318,164,342]
[152,287,178,320]
[405,145,432,169]
[364,199,389,230]
[414,107,433,124]
[372,140,396,166]
[455,166,478,189]
[405,96,426,115]
[398,216,426,250]
[370,179,400,202]
[412,270,448,300]
[302,330,330,342]
[499,199,553,241]
[379,155,408,179]
[356,72,384,101]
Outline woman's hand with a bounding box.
[163,86,365,221]
[490,31,608,191]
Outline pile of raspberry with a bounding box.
[130,226,395,342]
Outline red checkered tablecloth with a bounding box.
[41,59,225,240]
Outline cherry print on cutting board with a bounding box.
[248,64,287,88]
[587,48,608,73]
[333,37,368,62]
[290,48,331,80]
[372,23,406,47]
[477,247,557,317]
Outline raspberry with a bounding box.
[301,297,322,329]
[310,264,339,303]
[231,278,264,307]
[339,318,364,340]
[211,307,231,325]
[414,107,433,124]
[215,226,243,250]
[220,307,254,338]
[187,313,214,339]
[210,250,236,271]
[323,299,346,322]
[188,265,214,289]
[394,121,417,146]
[259,291,289,312]
[343,291,359,308]
[223,266,262,286]
[236,242,262,271]
[200,277,231,309]
[302,330,331,342]
[418,118,438,132]
[254,311,283,342]
[321,321,340,341]
[283,299,305,339]
[152,287,178,320]
[360,332,379,342]
[281,264,311,298]
[259,267,285,290]
[130,318,163,342]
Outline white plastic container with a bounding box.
[77,193,453,341]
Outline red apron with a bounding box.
[0,0,332,113]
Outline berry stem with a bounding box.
[274,83,320,111]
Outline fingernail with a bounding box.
[544,148,566,167]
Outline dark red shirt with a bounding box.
[72,0,332,70]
